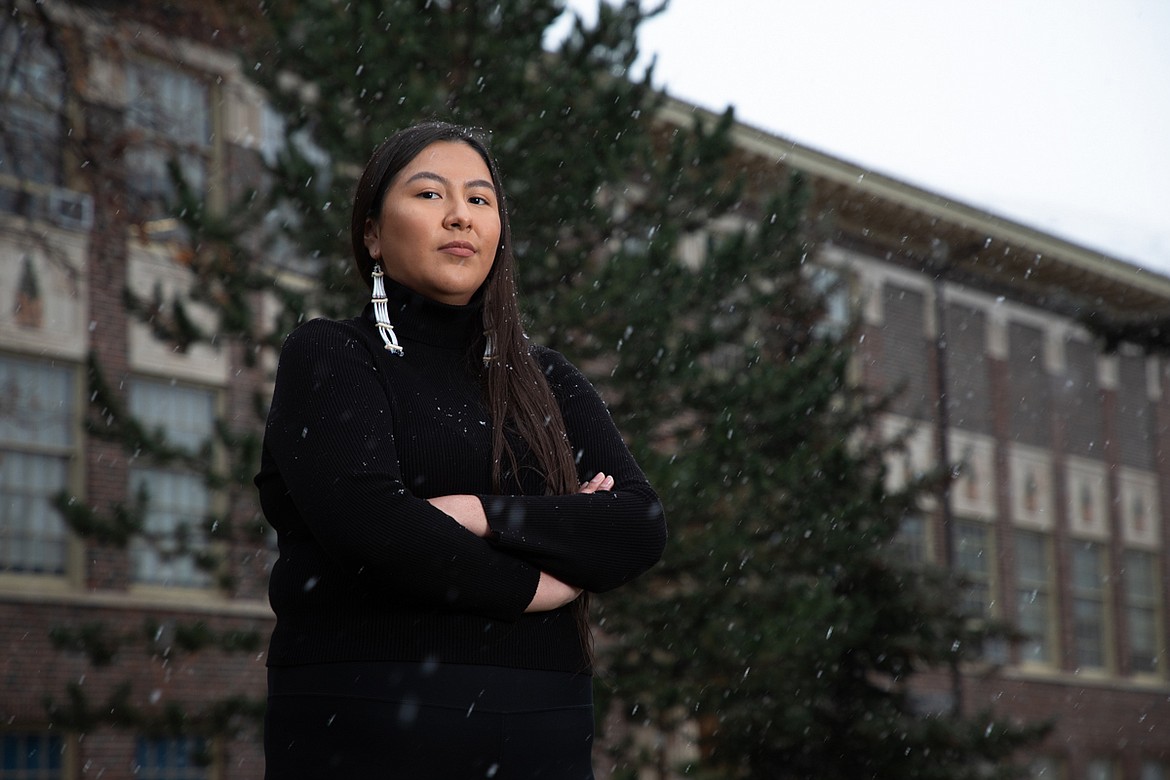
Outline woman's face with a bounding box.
[363,141,502,306]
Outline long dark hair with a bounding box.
[350,122,590,651]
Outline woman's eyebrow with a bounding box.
[404,171,495,191]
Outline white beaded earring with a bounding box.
[370,264,403,355]
[482,333,496,365]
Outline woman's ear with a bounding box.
[363,217,381,260]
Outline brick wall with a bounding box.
[1,598,271,778]
[864,262,1170,780]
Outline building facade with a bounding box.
[1,5,275,778]
[3,5,1169,780]
[747,113,1170,778]
[853,244,1170,779]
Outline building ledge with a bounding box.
[0,586,273,619]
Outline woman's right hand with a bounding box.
[525,571,583,612]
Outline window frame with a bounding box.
[1086,757,1117,780]
[1069,540,1112,673]
[0,352,81,590]
[125,375,221,592]
[1141,760,1170,780]
[1123,548,1162,679]
[1026,755,1065,779]
[953,517,997,621]
[122,56,215,223]
[952,517,1007,663]
[0,22,67,188]
[1014,529,1058,668]
[132,735,213,780]
[0,729,68,779]
[888,511,931,568]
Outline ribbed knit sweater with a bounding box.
[255,280,667,673]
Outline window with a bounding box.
[129,467,212,587]
[1117,354,1155,470]
[0,732,64,779]
[1061,340,1104,459]
[127,379,216,588]
[954,520,994,619]
[1124,550,1161,675]
[881,284,930,421]
[1142,761,1168,780]
[258,102,287,166]
[888,513,928,566]
[124,60,211,216]
[1071,541,1109,670]
[1015,530,1055,665]
[808,265,850,338]
[0,355,74,576]
[1027,756,1063,778]
[133,737,208,780]
[1006,322,1051,448]
[953,519,1006,661]
[128,380,215,452]
[1087,758,1115,780]
[943,302,992,435]
[0,22,65,186]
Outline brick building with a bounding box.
[629,105,1170,779]
[3,5,1169,780]
[1,5,275,778]
[728,111,1170,778]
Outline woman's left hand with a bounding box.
[578,472,614,494]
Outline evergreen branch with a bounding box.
[214,419,263,487]
[82,352,212,470]
[122,282,209,354]
[44,680,265,742]
[49,622,125,666]
[52,488,146,548]
[43,681,140,733]
[173,620,263,655]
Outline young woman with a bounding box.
[255,121,667,778]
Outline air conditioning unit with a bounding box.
[47,187,94,231]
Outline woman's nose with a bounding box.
[445,199,472,230]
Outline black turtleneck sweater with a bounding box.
[254,281,667,673]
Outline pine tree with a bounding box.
[590,180,1050,778]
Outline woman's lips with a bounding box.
[439,241,475,257]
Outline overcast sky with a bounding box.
[554,0,1170,276]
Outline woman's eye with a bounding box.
[418,191,440,199]
[469,195,491,206]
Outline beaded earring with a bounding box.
[482,333,496,365]
[370,264,403,355]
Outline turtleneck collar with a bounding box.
[362,276,485,351]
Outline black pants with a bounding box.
[265,661,595,779]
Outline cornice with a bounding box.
[657,96,1170,311]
